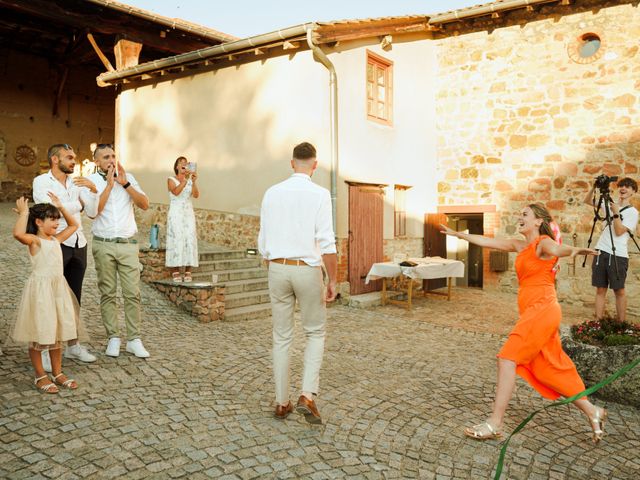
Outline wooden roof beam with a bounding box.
[315,20,433,44]
[86,33,115,72]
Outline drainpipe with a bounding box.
[306,26,338,235]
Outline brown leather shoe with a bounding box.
[295,395,322,424]
[274,401,293,420]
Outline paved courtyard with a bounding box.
[0,202,639,480]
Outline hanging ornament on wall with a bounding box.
[15,145,36,167]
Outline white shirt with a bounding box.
[87,171,145,238]
[595,205,639,258]
[258,173,336,267]
[32,171,98,248]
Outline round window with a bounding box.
[579,33,601,58]
[568,32,604,64]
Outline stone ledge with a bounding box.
[151,280,225,323]
[561,327,640,408]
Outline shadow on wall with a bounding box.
[122,69,324,216]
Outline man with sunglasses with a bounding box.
[87,144,151,358]
[32,144,99,371]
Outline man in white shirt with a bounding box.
[87,144,151,358]
[583,176,639,321]
[258,142,337,424]
[32,144,99,370]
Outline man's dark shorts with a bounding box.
[592,250,629,290]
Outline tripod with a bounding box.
[583,187,619,278]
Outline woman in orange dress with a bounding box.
[440,203,607,442]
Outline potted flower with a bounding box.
[562,313,640,408]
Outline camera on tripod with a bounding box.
[594,174,618,193]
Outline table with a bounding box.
[365,257,465,309]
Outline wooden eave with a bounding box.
[314,17,437,44]
[0,0,232,57]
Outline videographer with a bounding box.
[583,176,638,321]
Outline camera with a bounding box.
[594,174,617,192]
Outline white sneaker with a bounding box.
[105,338,121,357]
[126,339,150,358]
[64,343,97,363]
[41,350,52,373]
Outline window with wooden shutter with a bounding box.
[366,51,393,125]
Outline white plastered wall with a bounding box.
[116,35,438,239]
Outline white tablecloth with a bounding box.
[365,257,465,284]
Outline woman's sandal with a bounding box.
[172,272,182,283]
[464,421,503,440]
[53,373,78,390]
[590,406,608,444]
[34,375,58,394]
[183,273,192,283]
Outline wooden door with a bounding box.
[348,184,384,295]
[423,212,448,291]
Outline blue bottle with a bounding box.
[150,224,160,249]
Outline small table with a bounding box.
[365,257,465,309]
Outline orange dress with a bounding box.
[498,235,585,400]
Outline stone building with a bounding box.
[54,0,640,315]
[0,0,234,201]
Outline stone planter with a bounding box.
[561,327,640,408]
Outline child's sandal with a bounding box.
[34,374,58,394]
[53,373,78,390]
[172,272,182,283]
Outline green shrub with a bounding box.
[603,334,640,346]
[571,312,640,347]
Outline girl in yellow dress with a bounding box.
[11,195,86,393]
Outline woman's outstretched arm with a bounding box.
[539,237,599,259]
[439,223,521,252]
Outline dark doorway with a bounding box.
[446,214,484,288]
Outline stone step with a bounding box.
[198,250,251,262]
[224,303,272,322]
[215,278,269,295]
[191,266,267,283]
[348,290,405,309]
[193,257,262,273]
[225,289,271,309]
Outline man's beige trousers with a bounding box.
[92,241,141,341]
[268,262,326,405]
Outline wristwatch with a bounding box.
[613,214,620,219]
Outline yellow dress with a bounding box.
[10,238,84,349]
[498,235,586,400]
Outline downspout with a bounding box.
[305,26,338,235]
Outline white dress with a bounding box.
[10,238,86,349]
[165,177,199,267]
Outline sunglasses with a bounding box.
[95,143,114,149]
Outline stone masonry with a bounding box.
[435,0,640,315]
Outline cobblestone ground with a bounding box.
[1,203,639,480]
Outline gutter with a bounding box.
[97,23,312,86]
[428,0,560,24]
[305,26,339,235]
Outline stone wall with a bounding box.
[435,1,640,317]
[152,281,225,323]
[136,203,260,251]
[383,237,424,262]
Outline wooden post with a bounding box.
[381,278,387,306]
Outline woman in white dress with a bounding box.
[166,156,200,282]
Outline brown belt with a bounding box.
[270,258,309,266]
